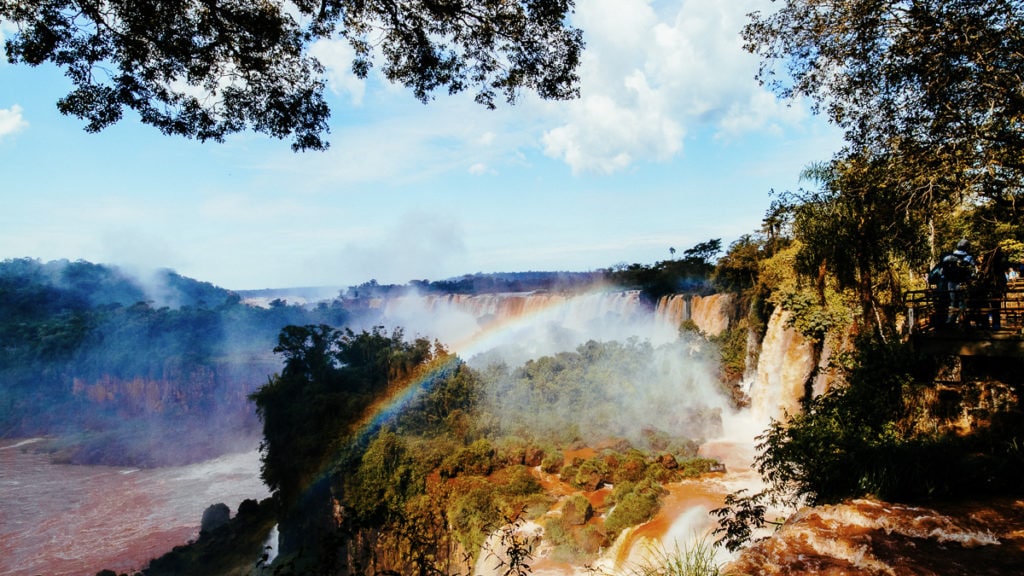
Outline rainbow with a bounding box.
[282,288,669,522]
[347,289,609,441]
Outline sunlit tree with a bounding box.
[745,0,1024,255]
[744,0,1024,335]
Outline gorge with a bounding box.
[2,286,806,576]
[2,282,1020,576]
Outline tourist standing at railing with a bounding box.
[927,256,951,326]
[938,239,977,327]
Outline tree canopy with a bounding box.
[744,0,1024,335]
[1,0,584,150]
[745,0,1024,205]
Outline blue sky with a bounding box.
[0,0,842,290]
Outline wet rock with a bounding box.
[723,498,1024,576]
[200,503,231,534]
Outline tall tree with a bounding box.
[744,0,1024,333]
[744,0,1024,241]
[1,0,583,150]
[785,155,929,335]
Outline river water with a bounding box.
[0,438,269,576]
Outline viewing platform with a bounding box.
[905,280,1024,357]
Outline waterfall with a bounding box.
[748,308,817,424]
[690,294,732,336]
[654,293,732,336]
[262,524,279,566]
[363,290,826,427]
[655,294,689,330]
[360,290,688,362]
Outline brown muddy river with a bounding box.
[0,438,269,576]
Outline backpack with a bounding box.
[938,253,972,283]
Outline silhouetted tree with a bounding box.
[1,0,584,150]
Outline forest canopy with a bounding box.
[0,0,584,150]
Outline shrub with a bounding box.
[493,465,550,516]
[520,493,556,520]
[494,465,543,498]
[560,494,593,526]
[494,436,530,466]
[440,438,495,478]
[613,451,649,483]
[677,457,721,478]
[446,477,499,561]
[560,457,582,483]
[571,457,611,491]
[604,479,666,538]
[540,450,564,473]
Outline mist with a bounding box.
[3,258,745,469]
[477,337,731,449]
[348,287,684,364]
[0,259,344,466]
[345,288,737,449]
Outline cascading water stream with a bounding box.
[748,307,817,423]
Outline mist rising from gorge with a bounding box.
[3,259,740,467]
[0,259,335,465]
[479,337,732,449]
[345,289,739,449]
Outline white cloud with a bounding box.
[261,0,807,184]
[261,91,539,189]
[308,38,366,105]
[337,210,467,284]
[0,105,28,139]
[542,0,802,173]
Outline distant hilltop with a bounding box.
[2,255,720,311]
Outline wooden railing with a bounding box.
[905,280,1024,335]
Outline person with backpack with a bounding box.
[927,254,951,327]
[941,239,977,326]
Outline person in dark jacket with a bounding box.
[943,239,977,326]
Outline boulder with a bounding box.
[200,503,231,534]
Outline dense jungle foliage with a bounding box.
[706,170,1024,552]
[248,326,725,574]
[605,239,722,300]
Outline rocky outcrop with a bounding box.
[724,498,1024,575]
[200,503,231,534]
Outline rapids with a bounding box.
[724,497,1024,575]
[0,439,269,576]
